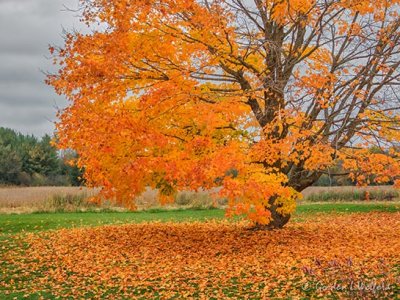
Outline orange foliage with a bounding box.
[47,0,400,225]
[1,213,399,298]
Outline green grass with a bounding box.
[0,209,225,235]
[296,202,400,214]
[0,202,399,235]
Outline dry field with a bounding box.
[0,186,99,213]
[0,187,222,213]
[301,185,397,197]
[0,185,398,213]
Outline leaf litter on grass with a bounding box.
[1,212,399,299]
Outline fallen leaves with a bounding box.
[1,212,399,299]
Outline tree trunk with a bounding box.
[252,196,291,230]
[250,169,322,230]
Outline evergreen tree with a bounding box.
[0,127,83,186]
[0,142,22,184]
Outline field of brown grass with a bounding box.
[0,185,398,213]
[301,185,397,197]
[0,187,99,213]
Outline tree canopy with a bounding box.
[48,0,400,228]
[0,127,83,186]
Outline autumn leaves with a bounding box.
[47,0,400,227]
[2,212,399,298]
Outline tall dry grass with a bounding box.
[0,186,225,213]
[302,185,399,201]
[0,187,99,213]
[0,185,398,214]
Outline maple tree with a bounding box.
[48,0,400,228]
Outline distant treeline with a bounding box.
[0,127,83,186]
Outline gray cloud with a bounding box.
[0,0,83,137]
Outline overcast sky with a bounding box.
[0,0,83,137]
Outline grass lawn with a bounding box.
[1,202,399,299]
[0,202,399,235]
